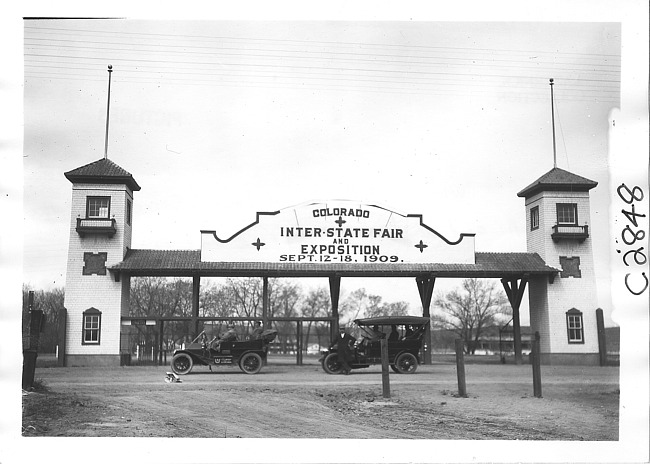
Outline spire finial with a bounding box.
[104,65,113,160]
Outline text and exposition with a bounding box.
[279,207,405,263]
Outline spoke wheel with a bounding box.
[394,352,418,374]
[239,352,263,374]
[171,353,193,375]
[322,352,344,374]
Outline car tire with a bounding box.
[390,365,400,373]
[239,352,263,374]
[394,352,418,374]
[322,352,344,374]
[171,352,193,375]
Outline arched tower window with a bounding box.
[566,308,584,344]
[82,307,102,345]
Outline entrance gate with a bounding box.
[121,316,335,366]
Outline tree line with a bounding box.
[22,277,511,356]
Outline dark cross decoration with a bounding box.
[251,238,265,251]
[414,240,428,253]
[335,216,346,227]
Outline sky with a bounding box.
[2,2,649,463]
[20,19,622,324]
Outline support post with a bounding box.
[380,338,390,399]
[501,277,528,365]
[329,276,341,343]
[455,338,467,398]
[416,275,435,365]
[57,307,67,367]
[158,320,164,366]
[192,275,200,338]
[23,291,44,390]
[296,321,303,366]
[262,277,269,329]
[596,308,607,366]
[532,331,542,398]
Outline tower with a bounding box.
[62,158,140,366]
[518,167,600,364]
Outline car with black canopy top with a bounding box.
[170,328,278,375]
[320,315,429,374]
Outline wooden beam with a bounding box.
[296,321,303,366]
[501,277,528,365]
[416,275,435,365]
[329,276,341,342]
[192,275,200,338]
[262,277,269,329]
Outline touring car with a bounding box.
[320,316,429,374]
[170,328,277,375]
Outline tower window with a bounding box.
[566,308,584,344]
[87,197,111,219]
[82,307,102,345]
[126,199,132,226]
[530,206,539,230]
[556,203,578,225]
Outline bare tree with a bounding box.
[129,276,193,318]
[226,277,263,319]
[22,285,64,353]
[339,288,369,324]
[268,280,302,353]
[300,286,331,350]
[432,278,510,354]
[365,294,409,319]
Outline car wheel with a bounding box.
[171,353,193,375]
[394,352,418,374]
[390,365,400,373]
[322,352,344,374]
[239,352,263,374]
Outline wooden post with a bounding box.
[296,321,303,366]
[158,320,164,366]
[192,275,200,337]
[455,338,468,398]
[57,307,67,367]
[596,308,607,366]
[23,291,43,389]
[262,277,269,329]
[380,338,390,398]
[532,331,542,398]
[329,276,341,343]
[416,276,435,365]
[501,277,528,365]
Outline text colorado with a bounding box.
[312,207,370,218]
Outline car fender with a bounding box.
[173,349,209,366]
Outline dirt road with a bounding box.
[22,360,619,441]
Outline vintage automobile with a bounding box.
[320,316,430,374]
[170,328,278,375]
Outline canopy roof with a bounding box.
[110,249,558,278]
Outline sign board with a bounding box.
[121,319,157,326]
[201,201,475,264]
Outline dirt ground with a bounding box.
[22,357,619,441]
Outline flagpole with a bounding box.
[550,78,557,169]
[104,64,113,160]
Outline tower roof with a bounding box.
[64,158,141,191]
[517,167,597,198]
